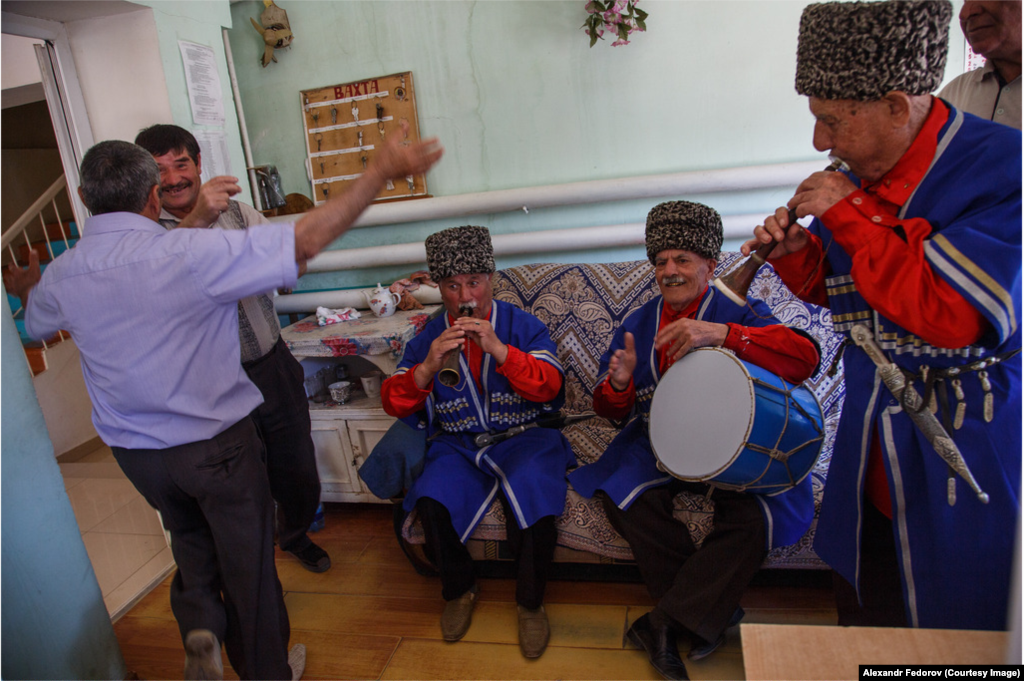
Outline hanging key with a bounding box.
[979,370,994,423]
[314,133,323,152]
[406,175,414,191]
[321,184,329,200]
[330,106,337,125]
[378,122,386,140]
[952,377,966,430]
[319,160,324,175]
[361,155,367,170]
[358,130,363,148]
[351,104,359,121]
[311,109,319,127]
[385,179,395,191]
[376,103,384,120]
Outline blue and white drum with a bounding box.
[649,347,824,495]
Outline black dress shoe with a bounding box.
[286,541,331,573]
[625,613,690,680]
[688,606,745,661]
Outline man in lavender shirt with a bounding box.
[6,133,441,680]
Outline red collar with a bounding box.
[660,286,708,326]
[861,97,949,210]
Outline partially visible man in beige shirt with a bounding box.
[938,0,1021,129]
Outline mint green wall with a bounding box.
[226,0,968,293]
[137,0,254,204]
[1,295,126,680]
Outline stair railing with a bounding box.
[2,173,73,344]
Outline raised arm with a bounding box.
[293,122,443,264]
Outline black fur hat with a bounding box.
[645,201,723,264]
[795,0,952,101]
[425,225,496,282]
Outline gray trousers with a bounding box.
[112,417,291,680]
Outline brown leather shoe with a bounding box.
[441,585,478,641]
[517,604,550,658]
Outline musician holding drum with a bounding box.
[742,1,1021,632]
[380,225,574,659]
[569,201,821,680]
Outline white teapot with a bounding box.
[363,283,401,318]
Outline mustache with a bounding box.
[662,275,686,286]
[161,180,192,192]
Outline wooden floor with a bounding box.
[113,503,838,680]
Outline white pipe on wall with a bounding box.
[276,213,776,313]
[276,286,441,315]
[273,160,822,314]
[222,29,262,211]
[304,223,645,273]
[314,160,822,229]
[302,213,767,273]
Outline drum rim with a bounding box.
[649,347,826,495]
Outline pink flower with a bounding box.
[611,38,629,46]
[324,338,359,356]
[612,0,627,12]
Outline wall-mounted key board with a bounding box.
[301,71,427,205]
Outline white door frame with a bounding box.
[2,11,94,230]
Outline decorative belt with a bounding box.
[902,348,1021,429]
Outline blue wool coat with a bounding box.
[568,288,817,550]
[811,106,1022,631]
[397,300,576,541]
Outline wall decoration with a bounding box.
[582,0,648,47]
[250,0,293,67]
[300,72,427,205]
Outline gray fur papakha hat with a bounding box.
[425,225,496,282]
[795,0,952,101]
[645,201,723,264]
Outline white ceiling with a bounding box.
[2,1,144,23]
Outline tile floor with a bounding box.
[58,441,175,620]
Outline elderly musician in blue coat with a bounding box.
[569,201,820,680]
[745,0,1021,633]
[381,225,574,660]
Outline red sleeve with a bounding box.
[766,232,830,307]
[722,323,820,384]
[592,376,635,420]
[381,367,432,418]
[823,192,986,348]
[495,345,562,402]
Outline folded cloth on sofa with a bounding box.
[358,419,427,498]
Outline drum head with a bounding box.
[649,348,754,479]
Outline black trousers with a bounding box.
[244,337,321,552]
[417,494,558,609]
[833,500,908,627]
[112,417,291,680]
[602,480,766,643]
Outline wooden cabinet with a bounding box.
[309,395,393,504]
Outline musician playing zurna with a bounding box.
[743,0,1021,632]
[569,201,820,680]
[381,225,574,659]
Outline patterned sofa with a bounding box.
[401,254,845,571]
